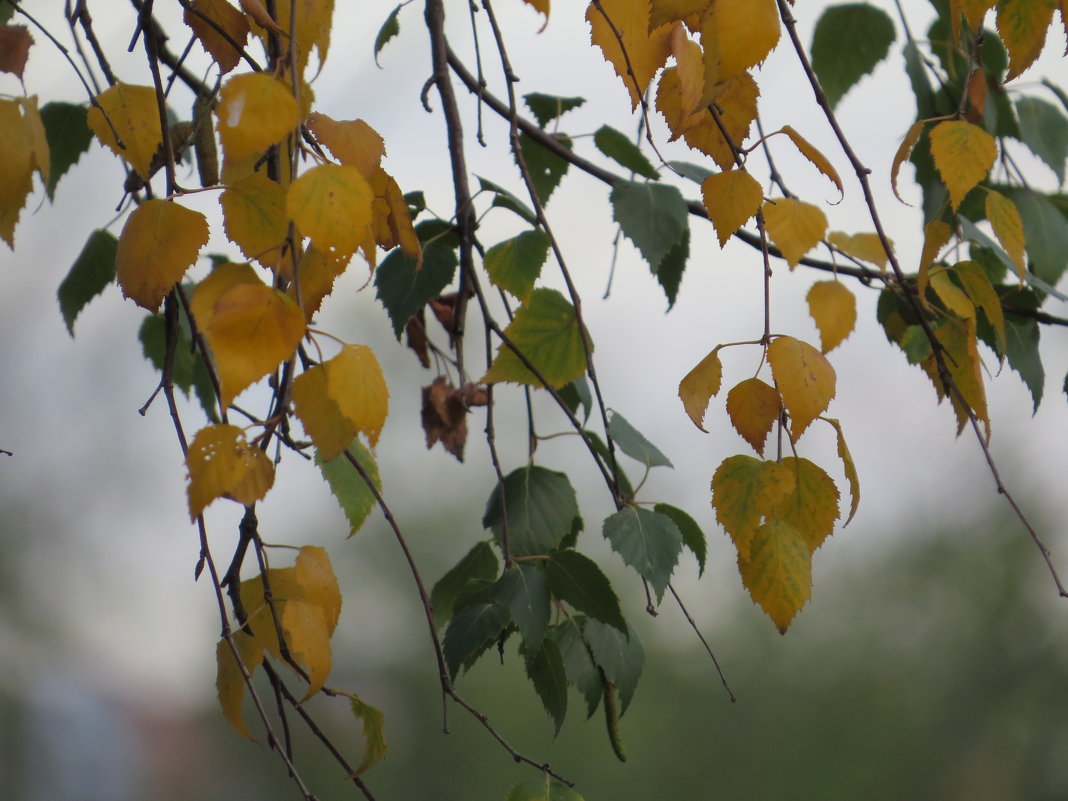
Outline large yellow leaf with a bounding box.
[87,83,162,179]
[287,244,349,319]
[768,456,840,553]
[985,189,1027,280]
[216,72,299,161]
[220,171,288,267]
[824,417,859,525]
[778,125,843,201]
[806,280,856,353]
[587,0,673,108]
[767,335,836,440]
[186,423,276,518]
[712,455,795,558]
[185,0,250,74]
[306,113,385,177]
[725,377,781,456]
[294,545,342,632]
[678,344,723,431]
[929,120,996,210]
[762,198,827,268]
[996,0,1057,80]
[191,265,306,407]
[701,169,763,247]
[738,519,811,634]
[827,231,889,269]
[0,98,34,248]
[699,0,780,89]
[287,164,373,257]
[324,344,390,449]
[215,630,265,739]
[115,199,209,311]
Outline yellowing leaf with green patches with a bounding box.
[996,0,1057,80]
[220,172,288,267]
[954,260,1006,355]
[483,288,587,388]
[985,189,1027,280]
[186,423,275,518]
[929,120,996,210]
[930,268,975,318]
[287,164,373,257]
[767,335,836,440]
[215,630,265,739]
[824,418,859,525]
[762,198,827,268]
[739,519,811,634]
[306,113,385,177]
[712,455,795,558]
[701,169,763,247]
[115,199,209,311]
[769,457,840,553]
[827,231,889,268]
[725,377,781,456]
[87,83,162,178]
[806,281,856,353]
[918,219,952,300]
[700,0,780,86]
[324,344,390,450]
[678,345,723,432]
[778,125,843,200]
[891,119,928,204]
[293,364,355,462]
[216,72,298,161]
[587,0,673,108]
[349,694,388,776]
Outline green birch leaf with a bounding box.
[58,229,117,335]
[593,125,658,179]
[811,4,896,109]
[901,325,933,364]
[349,695,388,776]
[40,102,93,200]
[653,228,689,309]
[582,620,643,714]
[0,5,12,22]
[602,506,683,602]
[549,618,602,717]
[315,440,381,537]
[492,563,551,650]
[521,638,568,735]
[403,190,426,217]
[477,175,537,224]
[483,465,579,557]
[430,541,500,629]
[485,229,551,301]
[545,550,627,634]
[505,778,586,801]
[903,40,937,118]
[667,160,714,184]
[442,601,510,679]
[1015,97,1068,185]
[1044,79,1068,115]
[582,430,634,500]
[482,288,587,388]
[1005,312,1043,411]
[607,410,673,468]
[559,375,593,422]
[1005,187,1068,285]
[523,93,585,128]
[518,132,571,204]
[653,503,707,576]
[373,4,401,66]
[610,180,688,270]
[374,220,458,337]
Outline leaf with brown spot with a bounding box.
[422,376,468,461]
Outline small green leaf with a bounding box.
[582,619,643,714]
[483,465,579,557]
[654,228,689,309]
[607,411,673,468]
[374,220,458,337]
[485,229,551,302]
[811,4,896,109]
[430,541,500,629]
[349,695,388,775]
[316,441,381,537]
[523,93,585,128]
[558,376,593,422]
[1015,97,1068,185]
[593,125,658,179]
[545,550,627,634]
[602,507,683,602]
[505,778,586,801]
[518,132,571,204]
[668,160,715,184]
[58,229,117,335]
[442,601,510,679]
[492,563,551,650]
[477,175,537,224]
[373,4,402,66]
[40,102,93,200]
[521,638,568,735]
[903,40,937,118]
[403,190,426,217]
[482,288,587,388]
[901,325,933,364]
[1007,187,1068,285]
[653,503,707,576]
[611,180,688,270]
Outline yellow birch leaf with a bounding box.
[520,0,550,24]
[215,630,265,739]
[929,268,976,318]
[700,0,780,86]
[929,120,996,210]
[288,244,349,319]
[918,218,952,301]
[368,167,420,260]
[767,335,836,440]
[295,545,341,632]
[287,164,373,257]
[292,363,355,461]
[282,599,333,697]
[325,344,390,449]
[19,96,49,186]
[255,0,334,76]
[954,260,1006,355]
[924,318,989,436]
[762,198,827,268]
[769,456,840,553]
[725,377,781,456]
[220,171,288,267]
[185,0,250,74]
[115,199,209,311]
[239,566,300,660]
[678,345,723,431]
[996,0,1057,80]
[656,66,758,168]
[186,423,276,518]
[87,83,162,179]
[985,189,1027,280]
[806,281,857,353]
[190,261,258,324]
[587,0,673,109]
[0,98,34,248]
[738,519,811,634]
[193,268,306,407]
[890,119,928,204]
[823,417,859,525]
[778,125,843,200]
[712,455,795,559]
[307,113,385,177]
[216,72,299,162]
[650,0,707,30]
[701,169,763,247]
[827,231,889,269]
[952,0,996,42]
